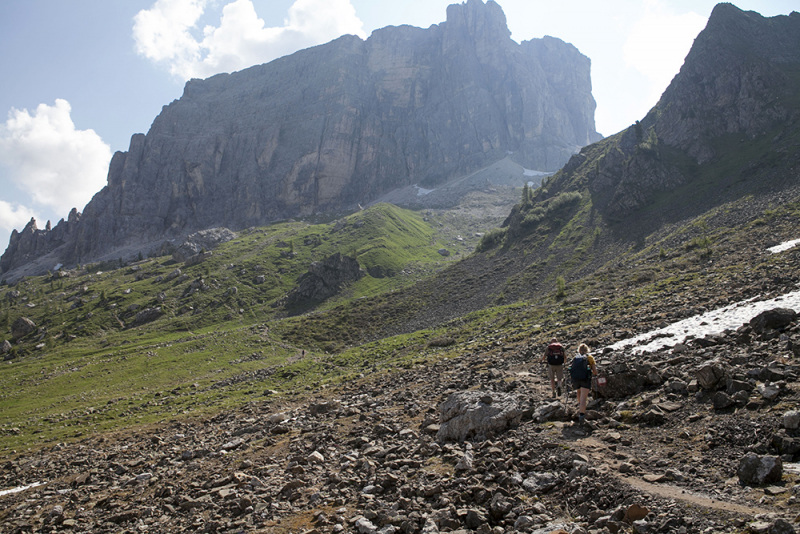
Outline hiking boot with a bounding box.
[551,391,556,398]
[557,386,562,397]
[578,413,585,426]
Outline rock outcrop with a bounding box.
[569,5,800,222]
[0,0,601,277]
[10,317,36,340]
[171,228,237,263]
[436,390,523,442]
[284,253,364,310]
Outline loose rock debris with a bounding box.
[3,310,800,533]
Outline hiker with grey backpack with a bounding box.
[570,343,597,426]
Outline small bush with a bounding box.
[549,191,582,211]
[686,236,712,251]
[522,207,546,227]
[427,337,456,348]
[476,227,507,252]
[556,276,566,298]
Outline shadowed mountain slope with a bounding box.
[0,0,600,278]
[278,3,800,345]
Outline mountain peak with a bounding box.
[445,0,510,40]
[0,0,599,279]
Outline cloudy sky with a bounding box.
[0,0,796,251]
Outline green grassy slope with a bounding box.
[0,203,477,452]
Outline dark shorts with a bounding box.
[574,378,592,390]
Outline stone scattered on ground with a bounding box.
[4,305,800,533]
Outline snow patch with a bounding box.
[414,185,434,196]
[0,482,45,497]
[606,289,800,355]
[523,168,549,177]
[769,239,800,254]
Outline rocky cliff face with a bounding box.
[584,4,800,221]
[0,0,600,277]
[656,4,800,163]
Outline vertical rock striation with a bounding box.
[1,0,601,276]
[579,4,800,221]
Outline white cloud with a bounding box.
[133,0,206,74]
[0,200,37,237]
[134,0,367,80]
[623,0,707,103]
[0,99,113,215]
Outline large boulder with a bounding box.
[695,360,726,390]
[11,317,36,340]
[532,401,567,423]
[737,453,782,486]
[1,339,11,354]
[784,411,800,430]
[750,308,797,334]
[284,253,364,310]
[436,391,522,442]
[133,307,163,326]
[172,228,237,263]
[772,431,800,456]
[602,370,645,399]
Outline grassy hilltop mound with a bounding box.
[0,203,491,449]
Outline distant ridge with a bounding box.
[316,3,800,335]
[0,0,600,279]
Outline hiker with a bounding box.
[570,343,597,426]
[540,337,565,398]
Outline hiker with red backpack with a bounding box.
[540,337,566,399]
[570,343,598,426]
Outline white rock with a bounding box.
[356,517,378,534]
[420,518,440,534]
[784,410,800,430]
[758,384,780,400]
[268,412,289,424]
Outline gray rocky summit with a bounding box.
[0,0,600,278]
[583,4,800,222]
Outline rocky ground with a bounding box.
[3,295,800,534]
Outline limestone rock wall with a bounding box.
[1,0,601,275]
[583,4,800,221]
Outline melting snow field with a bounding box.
[414,185,434,196]
[769,239,800,254]
[0,482,45,497]
[606,238,800,355]
[523,168,549,177]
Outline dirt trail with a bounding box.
[574,436,774,516]
[514,366,775,517]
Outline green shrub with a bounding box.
[556,276,566,298]
[549,191,582,211]
[427,337,455,348]
[686,236,712,250]
[522,207,546,227]
[476,227,507,252]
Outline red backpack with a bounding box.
[546,343,565,365]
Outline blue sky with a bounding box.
[0,0,796,251]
